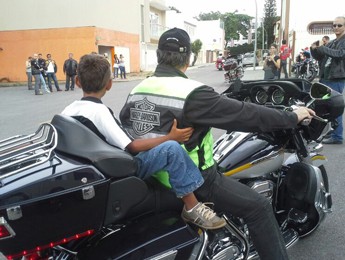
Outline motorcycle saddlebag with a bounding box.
[223,59,238,71]
[0,163,109,258]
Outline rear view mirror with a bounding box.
[310,82,332,99]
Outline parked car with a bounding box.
[242,52,259,67]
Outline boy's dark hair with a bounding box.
[77,54,111,93]
[282,39,287,44]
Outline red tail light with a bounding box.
[6,229,94,260]
[0,217,15,240]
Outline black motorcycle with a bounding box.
[0,80,343,260]
[291,58,319,82]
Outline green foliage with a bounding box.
[263,0,279,46]
[191,39,203,66]
[228,43,254,55]
[191,39,202,54]
[197,11,252,50]
[197,11,222,21]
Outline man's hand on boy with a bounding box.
[168,119,194,143]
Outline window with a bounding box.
[307,21,333,35]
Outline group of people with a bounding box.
[263,39,292,80]
[263,16,345,145]
[26,52,78,95]
[112,53,126,79]
[60,26,320,260]
[311,16,345,144]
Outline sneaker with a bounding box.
[322,137,343,144]
[181,202,226,230]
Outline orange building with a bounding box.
[0,0,169,83]
[0,27,139,82]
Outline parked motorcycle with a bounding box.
[213,79,344,258]
[223,57,244,83]
[0,80,343,259]
[291,58,319,82]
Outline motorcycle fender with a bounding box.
[78,212,199,260]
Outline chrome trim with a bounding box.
[0,216,16,240]
[0,123,57,184]
[6,206,22,220]
[82,185,95,200]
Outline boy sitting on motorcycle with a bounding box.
[61,53,226,230]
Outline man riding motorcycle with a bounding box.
[120,27,315,260]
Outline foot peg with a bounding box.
[287,208,307,224]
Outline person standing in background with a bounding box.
[113,54,120,79]
[322,35,330,46]
[119,54,126,79]
[38,53,50,93]
[311,16,345,145]
[31,54,43,95]
[279,39,291,79]
[45,54,62,92]
[26,56,33,90]
[263,44,281,80]
[63,53,78,91]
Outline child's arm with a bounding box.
[126,119,193,153]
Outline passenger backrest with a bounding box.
[51,114,137,178]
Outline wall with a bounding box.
[0,27,140,82]
[0,0,141,34]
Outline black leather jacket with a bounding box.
[311,34,345,80]
[31,59,41,75]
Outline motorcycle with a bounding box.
[223,57,244,83]
[0,80,343,259]
[0,114,251,260]
[215,56,225,71]
[213,79,344,258]
[291,58,319,82]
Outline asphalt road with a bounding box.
[1,64,344,259]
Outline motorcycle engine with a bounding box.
[206,229,242,260]
[247,180,275,203]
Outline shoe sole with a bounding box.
[181,215,227,230]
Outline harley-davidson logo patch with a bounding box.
[130,98,160,136]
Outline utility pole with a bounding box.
[253,0,258,70]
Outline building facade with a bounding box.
[0,0,169,82]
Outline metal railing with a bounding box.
[0,123,57,184]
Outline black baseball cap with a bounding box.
[158,28,191,53]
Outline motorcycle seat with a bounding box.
[51,114,138,178]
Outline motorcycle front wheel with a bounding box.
[305,68,317,82]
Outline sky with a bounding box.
[166,0,345,29]
[166,0,275,20]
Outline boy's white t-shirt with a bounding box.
[61,98,132,150]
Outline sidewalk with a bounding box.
[0,63,265,87]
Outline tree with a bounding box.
[197,11,222,21]
[191,39,203,66]
[263,0,279,46]
[222,13,252,49]
[197,12,252,50]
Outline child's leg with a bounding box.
[135,141,226,229]
[181,192,199,210]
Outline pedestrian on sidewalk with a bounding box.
[45,54,62,92]
[119,54,127,79]
[26,56,33,90]
[63,53,78,91]
[311,16,345,145]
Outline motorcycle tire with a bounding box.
[305,68,317,82]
